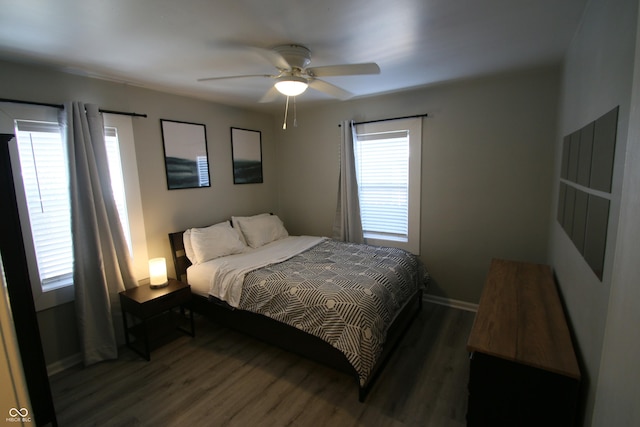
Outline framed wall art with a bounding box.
[160,119,210,190]
[231,127,263,184]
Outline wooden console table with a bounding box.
[466,258,581,426]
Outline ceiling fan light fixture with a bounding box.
[275,76,308,96]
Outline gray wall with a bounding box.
[0,60,278,366]
[549,0,638,424]
[276,66,560,304]
[592,3,640,423]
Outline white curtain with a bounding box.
[62,102,136,366]
[332,120,364,243]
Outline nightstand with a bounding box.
[119,278,195,360]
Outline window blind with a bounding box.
[196,156,210,186]
[354,131,409,241]
[15,120,73,289]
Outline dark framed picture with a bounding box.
[231,127,263,184]
[160,119,210,190]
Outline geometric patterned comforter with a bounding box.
[239,239,429,386]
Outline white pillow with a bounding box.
[189,221,246,264]
[236,214,289,248]
[183,229,196,264]
[231,213,271,245]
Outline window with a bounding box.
[14,120,73,290]
[353,118,422,254]
[102,114,149,284]
[197,155,209,186]
[8,107,148,310]
[104,126,132,252]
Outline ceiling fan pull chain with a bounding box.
[293,96,298,127]
[283,95,290,129]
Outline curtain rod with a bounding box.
[339,113,428,127]
[0,98,147,118]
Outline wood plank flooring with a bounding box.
[50,303,475,427]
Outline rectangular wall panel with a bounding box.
[563,186,577,236]
[560,136,571,180]
[584,194,610,280]
[577,123,594,187]
[567,131,580,183]
[590,107,619,192]
[571,190,589,253]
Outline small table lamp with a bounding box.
[149,257,168,288]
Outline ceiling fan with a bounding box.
[197,44,380,103]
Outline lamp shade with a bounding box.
[275,76,308,96]
[149,257,168,288]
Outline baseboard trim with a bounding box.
[47,353,82,377]
[423,294,478,312]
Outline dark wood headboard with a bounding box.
[168,230,191,283]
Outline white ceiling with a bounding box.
[0,0,587,111]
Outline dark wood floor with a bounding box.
[50,302,475,427]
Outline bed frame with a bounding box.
[168,230,424,401]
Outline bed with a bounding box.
[168,214,428,401]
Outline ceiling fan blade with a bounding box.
[258,86,280,103]
[197,74,274,82]
[306,63,380,77]
[249,47,291,70]
[308,79,353,100]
